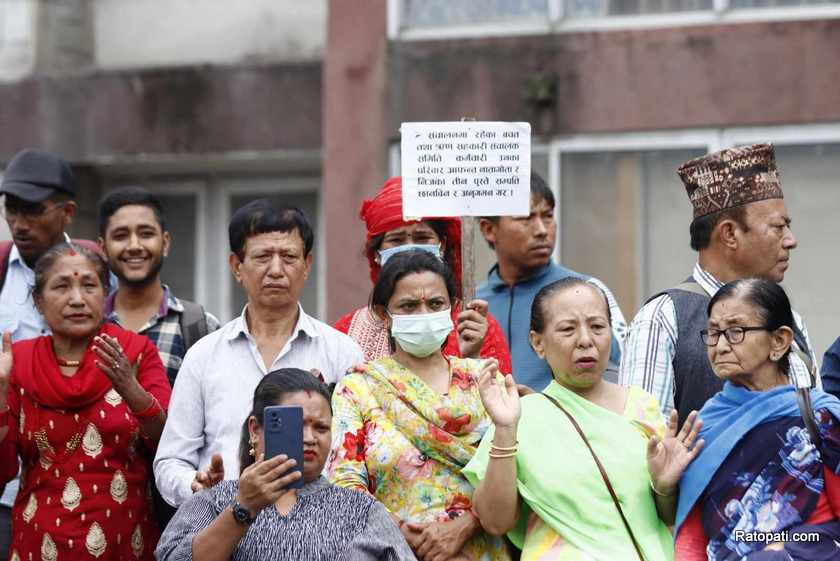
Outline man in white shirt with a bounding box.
[153,200,364,507]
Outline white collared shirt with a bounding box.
[0,244,49,342]
[153,304,364,507]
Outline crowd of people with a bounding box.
[0,143,839,561]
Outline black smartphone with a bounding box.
[262,405,304,489]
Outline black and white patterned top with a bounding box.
[155,477,417,561]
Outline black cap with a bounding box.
[0,149,76,203]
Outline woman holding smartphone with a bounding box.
[155,368,415,561]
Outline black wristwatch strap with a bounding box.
[231,501,256,526]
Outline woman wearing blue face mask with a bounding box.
[328,250,511,561]
[334,177,512,375]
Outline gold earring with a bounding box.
[248,439,256,457]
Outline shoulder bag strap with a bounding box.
[789,323,816,389]
[542,393,646,561]
[796,388,822,449]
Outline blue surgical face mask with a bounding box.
[388,308,453,358]
[378,244,442,266]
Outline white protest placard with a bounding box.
[400,121,531,218]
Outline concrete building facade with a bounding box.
[1,1,837,358]
[324,0,840,357]
[0,0,326,321]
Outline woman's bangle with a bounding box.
[488,450,517,459]
[132,395,163,420]
[650,480,675,497]
[490,441,518,452]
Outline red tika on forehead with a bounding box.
[677,143,784,220]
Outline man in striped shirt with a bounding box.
[619,144,818,426]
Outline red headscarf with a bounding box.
[360,177,463,291]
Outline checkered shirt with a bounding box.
[105,286,220,386]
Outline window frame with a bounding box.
[548,123,840,305]
[389,0,840,39]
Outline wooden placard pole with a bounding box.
[458,116,477,305]
[460,216,476,304]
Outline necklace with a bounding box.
[56,357,81,367]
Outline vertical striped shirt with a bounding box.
[619,263,819,416]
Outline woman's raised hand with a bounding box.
[647,410,704,497]
[477,359,521,429]
[236,453,301,517]
[457,299,489,359]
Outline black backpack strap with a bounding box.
[178,300,209,351]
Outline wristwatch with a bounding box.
[230,501,256,526]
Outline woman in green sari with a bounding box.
[464,278,704,561]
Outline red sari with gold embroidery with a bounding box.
[0,323,171,561]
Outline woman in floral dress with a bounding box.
[328,249,510,561]
[0,243,170,561]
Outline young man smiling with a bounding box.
[98,187,220,386]
[98,187,220,528]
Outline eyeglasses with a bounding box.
[1,199,67,221]
[700,326,769,346]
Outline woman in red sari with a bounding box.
[0,242,170,561]
[334,176,512,373]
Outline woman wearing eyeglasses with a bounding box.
[675,278,840,561]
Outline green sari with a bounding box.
[463,381,674,561]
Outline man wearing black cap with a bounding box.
[0,148,99,557]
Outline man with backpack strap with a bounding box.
[97,186,219,387]
[619,144,819,428]
[0,149,105,559]
[97,187,219,528]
